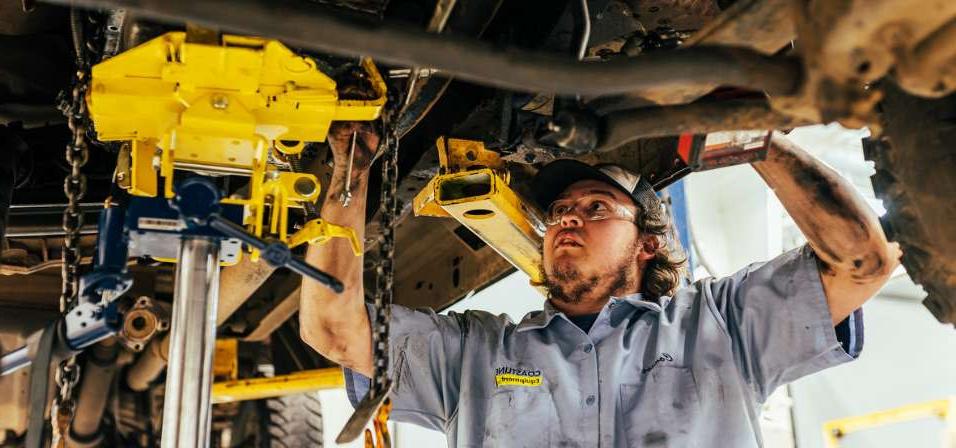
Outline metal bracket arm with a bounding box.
[287,218,363,256]
[1,301,121,376]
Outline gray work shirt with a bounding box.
[345,244,863,447]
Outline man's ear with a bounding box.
[637,234,660,264]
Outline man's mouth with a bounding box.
[554,232,583,248]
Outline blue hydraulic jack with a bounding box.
[1,176,343,448]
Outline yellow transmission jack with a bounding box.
[87,31,381,259]
[414,137,547,289]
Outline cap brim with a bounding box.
[531,159,636,210]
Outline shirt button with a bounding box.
[586,395,596,406]
[583,344,593,353]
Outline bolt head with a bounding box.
[211,95,229,110]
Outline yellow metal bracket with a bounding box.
[220,169,322,242]
[212,338,239,382]
[413,137,546,287]
[87,31,384,253]
[288,218,363,256]
[822,397,955,447]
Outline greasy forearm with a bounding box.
[752,132,899,322]
[753,134,887,272]
[299,125,378,376]
[307,166,369,301]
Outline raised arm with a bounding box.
[299,122,379,377]
[752,132,902,324]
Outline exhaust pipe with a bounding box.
[68,338,120,447]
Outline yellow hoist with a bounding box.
[88,31,383,261]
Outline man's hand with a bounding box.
[299,121,381,377]
[327,122,381,175]
[753,132,901,324]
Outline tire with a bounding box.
[865,82,956,325]
[261,392,324,448]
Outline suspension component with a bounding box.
[117,296,168,352]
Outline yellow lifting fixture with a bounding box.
[821,397,956,447]
[414,137,547,289]
[87,31,382,258]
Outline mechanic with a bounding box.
[299,123,900,447]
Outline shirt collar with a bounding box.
[614,292,669,312]
[516,292,666,332]
[515,300,562,332]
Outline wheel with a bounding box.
[865,82,956,325]
[260,392,325,448]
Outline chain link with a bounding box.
[370,126,399,397]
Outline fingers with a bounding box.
[329,122,377,141]
[327,121,382,172]
[328,122,361,150]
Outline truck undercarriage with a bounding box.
[0,0,953,445]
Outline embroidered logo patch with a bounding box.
[641,353,673,374]
[494,366,542,387]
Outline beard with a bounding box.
[543,237,640,305]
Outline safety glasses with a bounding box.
[545,195,636,227]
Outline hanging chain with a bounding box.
[370,126,399,398]
[50,66,89,448]
[50,8,95,446]
[59,69,89,311]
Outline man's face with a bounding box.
[542,180,642,304]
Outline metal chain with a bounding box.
[50,9,94,444]
[370,126,399,397]
[59,69,89,309]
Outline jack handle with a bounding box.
[208,215,345,293]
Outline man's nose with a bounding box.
[559,210,584,228]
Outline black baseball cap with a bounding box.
[531,159,662,216]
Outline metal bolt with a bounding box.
[211,95,229,110]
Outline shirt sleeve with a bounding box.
[343,303,466,431]
[703,244,865,402]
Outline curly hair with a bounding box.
[635,202,689,299]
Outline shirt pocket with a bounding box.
[619,366,701,447]
[482,387,555,448]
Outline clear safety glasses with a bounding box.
[544,195,637,227]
